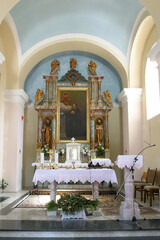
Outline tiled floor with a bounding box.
[0,188,160,239]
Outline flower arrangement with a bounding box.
[0,179,8,192]
[81,147,90,156]
[58,148,65,156]
[46,200,58,212]
[57,193,100,215]
[96,145,105,158]
[41,145,49,157]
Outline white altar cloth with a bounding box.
[33,168,118,185]
[91,158,113,167]
[116,155,143,169]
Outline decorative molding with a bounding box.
[4,89,29,106]
[118,88,143,106]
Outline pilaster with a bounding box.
[3,89,29,192]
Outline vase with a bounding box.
[61,209,86,220]
[47,210,57,216]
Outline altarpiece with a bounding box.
[34,58,113,165]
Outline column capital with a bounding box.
[118,88,143,106]
[4,89,29,106]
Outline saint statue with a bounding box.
[95,118,103,145]
[50,59,60,75]
[103,90,113,106]
[88,60,97,75]
[70,58,77,69]
[42,118,52,146]
[34,88,44,105]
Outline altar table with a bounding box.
[33,168,118,201]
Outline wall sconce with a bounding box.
[0,52,5,64]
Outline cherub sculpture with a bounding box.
[35,88,44,105]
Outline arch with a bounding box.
[18,34,128,89]
[129,16,155,88]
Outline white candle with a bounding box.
[41,153,44,163]
[55,152,59,164]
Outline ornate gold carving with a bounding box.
[91,138,95,149]
[50,59,60,75]
[104,111,108,120]
[70,58,77,69]
[90,110,95,120]
[98,99,102,107]
[103,90,113,106]
[35,89,44,105]
[37,139,42,149]
[52,110,56,119]
[88,60,97,75]
[68,71,79,86]
[105,139,110,150]
[95,118,103,145]
[38,110,42,118]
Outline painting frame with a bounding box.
[57,87,90,143]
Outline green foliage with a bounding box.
[0,179,8,190]
[46,200,58,212]
[96,145,105,157]
[57,194,101,215]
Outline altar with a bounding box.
[33,168,118,201]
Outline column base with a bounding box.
[119,200,140,220]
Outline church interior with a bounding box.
[1,0,160,239]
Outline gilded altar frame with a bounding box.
[57,87,90,143]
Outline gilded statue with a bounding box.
[42,118,52,146]
[103,90,112,106]
[88,60,97,75]
[95,118,103,145]
[70,58,77,69]
[35,88,44,105]
[50,59,60,75]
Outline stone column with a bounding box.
[98,77,102,107]
[118,88,143,180]
[90,111,95,150]
[52,76,57,106]
[52,110,56,150]
[37,110,42,150]
[45,79,49,106]
[3,89,29,192]
[89,76,95,107]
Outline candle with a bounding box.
[55,152,59,164]
[41,153,44,163]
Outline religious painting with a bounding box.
[57,87,89,142]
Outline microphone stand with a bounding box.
[115,144,156,228]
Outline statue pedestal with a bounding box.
[66,142,81,163]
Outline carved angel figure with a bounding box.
[35,88,44,105]
[103,90,112,106]
[50,59,60,75]
[88,60,97,75]
[70,58,77,69]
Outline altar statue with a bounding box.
[95,118,103,145]
[88,60,97,75]
[70,58,77,69]
[103,90,112,106]
[50,59,60,75]
[42,118,52,146]
[35,88,44,105]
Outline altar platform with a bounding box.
[0,190,160,239]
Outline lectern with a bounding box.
[116,155,143,220]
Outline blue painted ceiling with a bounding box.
[10,0,143,56]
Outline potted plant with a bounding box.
[57,193,100,219]
[96,145,105,158]
[0,179,8,192]
[46,200,58,216]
